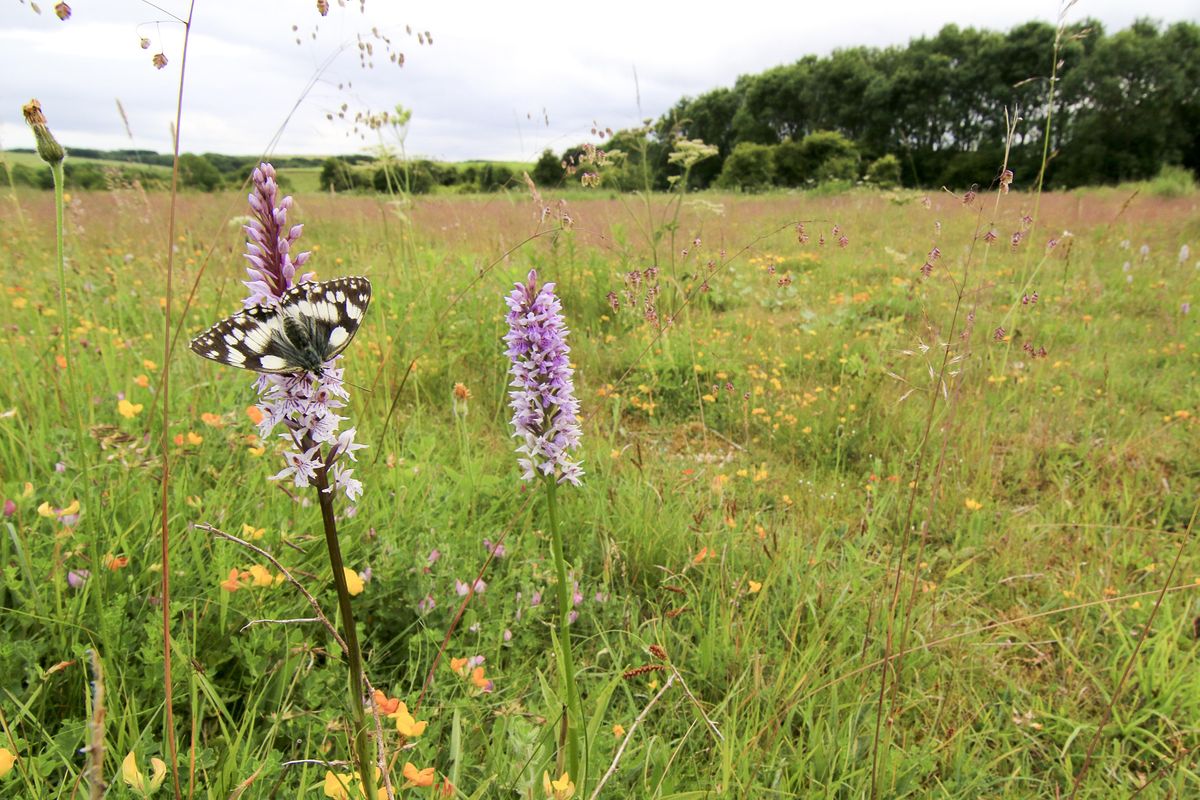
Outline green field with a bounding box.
[1,181,1198,798]
[1,149,172,174]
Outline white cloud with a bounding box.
[1,0,1196,161]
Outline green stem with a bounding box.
[315,460,374,796]
[50,162,81,438]
[545,478,584,785]
[49,161,100,637]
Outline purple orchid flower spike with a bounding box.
[503,269,584,486]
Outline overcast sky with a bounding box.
[2,0,1197,162]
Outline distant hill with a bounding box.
[0,149,533,194]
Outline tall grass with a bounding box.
[1,177,1197,795]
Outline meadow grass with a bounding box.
[1,184,1198,798]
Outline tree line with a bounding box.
[7,18,1195,194]
[2,148,524,194]
[2,151,340,192]
[538,17,1200,191]
[316,157,522,194]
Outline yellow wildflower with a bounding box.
[403,762,435,788]
[220,569,242,592]
[322,771,361,800]
[118,399,144,419]
[0,747,17,778]
[543,770,575,800]
[121,752,167,796]
[246,565,275,588]
[389,701,428,738]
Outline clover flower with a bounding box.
[503,270,583,486]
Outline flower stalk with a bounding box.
[215,163,374,793]
[544,477,583,783]
[313,454,374,798]
[22,101,82,444]
[503,269,586,785]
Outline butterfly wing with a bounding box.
[189,276,371,374]
[277,276,372,362]
[189,303,304,373]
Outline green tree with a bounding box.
[478,163,515,191]
[716,142,776,191]
[178,153,222,191]
[865,154,902,187]
[798,131,860,185]
[319,157,368,192]
[668,87,742,187]
[531,148,563,188]
[578,18,1198,190]
[373,161,435,194]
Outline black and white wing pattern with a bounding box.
[190,276,372,374]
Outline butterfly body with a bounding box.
[190,276,371,374]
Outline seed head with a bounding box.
[999,169,1014,193]
[622,664,665,680]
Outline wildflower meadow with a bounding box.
[2,4,1199,800]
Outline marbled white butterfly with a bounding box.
[190,276,371,374]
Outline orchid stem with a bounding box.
[545,477,583,787]
[315,460,374,796]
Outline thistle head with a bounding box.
[22,99,65,166]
